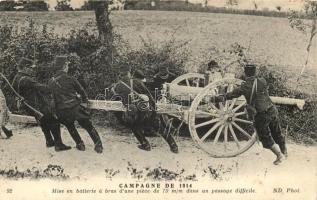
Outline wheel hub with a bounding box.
[220,110,234,123]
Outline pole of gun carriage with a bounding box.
[0,73,44,120]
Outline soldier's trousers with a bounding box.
[63,119,102,146]
[38,114,63,146]
[124,107,177,147]
[56,106,102,146]
[254,106,285,149]
[131,122,177,147]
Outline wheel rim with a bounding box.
[162,73,206,135]
[171,73,206,87]
[189,78,257,158]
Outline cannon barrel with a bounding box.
[270,96,305,110]
[163,83,305,110]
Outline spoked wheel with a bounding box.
[188,78,257,158]
[162,73,206,136]
[171,73,206,87]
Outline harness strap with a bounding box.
[119,80,142,97]
[250,78,257,106]
[50,74,63,89]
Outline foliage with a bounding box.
[116,36,188,90]
[0,16,188,107]
[198,43,316,144]
[19,1,49,11]
[79,1,94,11]
[0,0,16,11]
[125,2,290,18]
[0,0,48,11]
[0,165,69,180]
[55,0,74,11]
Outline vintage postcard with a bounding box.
[0,0,316,199]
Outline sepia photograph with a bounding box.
[0,0,316,199]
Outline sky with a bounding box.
[43,0,304,11]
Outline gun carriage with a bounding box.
[6,71,305,158]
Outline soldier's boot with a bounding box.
[50,124,71,152]
[66,126,85,151]
[278,142,288,158]
[87,127,103,154]
[2,126,13,139]
[270,144,286,165]
[133,128,151,151]
[137,141,151,151]
[163,134,179,154]
[41,127,55,148]
[76,142,86,151]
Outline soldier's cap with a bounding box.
[244,64,256,76]
[54,55,69,70]
[18,57,35,70]
[244,64,256,68]
[134,70,145,79]
[207,60,219,68]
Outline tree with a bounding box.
[276,6,282,12]
[0,0,16,11]
[89,0,113,44]
[79,1,94,10]
[55,0,74,11]
[22,1,49,11]
[288,0,317,88]
[252,0,258,10]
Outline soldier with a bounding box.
[113,70,179,153]
[204,60,223,85]
[48,56,103,154]
[12,57,71,151]
[0,87,13,139]
[218,64,287,165]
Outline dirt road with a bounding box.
[0,124,315,181]
[0,124,316,199]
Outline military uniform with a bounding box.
[225,76,285,150]
[223,65,287,164]
[113,71,178,153]
[48,56,103,153]
[0,89,13,138]
[12,58,70,151]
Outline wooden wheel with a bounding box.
[171,73,205,87]
[162,73,206,136]
[188,78,257,158]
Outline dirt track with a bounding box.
[0,124,315,182]
[0,124,316,200]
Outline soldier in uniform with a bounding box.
[204,60,222,85]
[113,70,179,153]
[48,56,103,154]
[218,64,287,165]
[12,57,71,151]
[0,87,13,139]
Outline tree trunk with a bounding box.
[90,0,113,44]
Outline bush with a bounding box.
[0,1,48,11]
[115,36,188,91]
[0,1,15,11]
[21,1,49,11]
[55,0,74,11]
[257,66,317,145]
[124,1,289,18]
[0,17,188,111]
[197,44,316,145]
